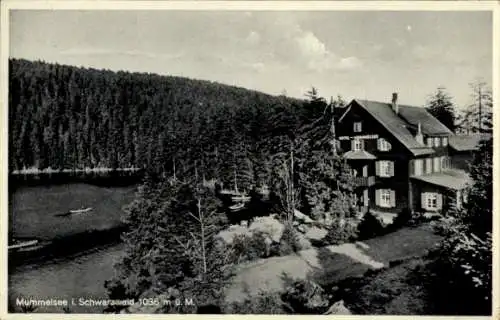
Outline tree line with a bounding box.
[9,59,345,190]
[425,81,493,135]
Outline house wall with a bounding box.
[337,102,412,213]
[410,180,455,213]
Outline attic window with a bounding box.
[434,137,441,147]
[426,137,433,148]
[442,137,448,146]
[377,138,391,151]
[353,122,362,133]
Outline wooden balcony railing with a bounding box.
[353,176,375,187]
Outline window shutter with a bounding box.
[375,189,380,206]
[421,192,427,210]
[377,138,381,150]
[456,191,462,210]
[390,190,396,207]
[351,139,355,151]
[389,161,395,177]
[375,161,380,176]
[410,160,414,176]
[436,193,443,210]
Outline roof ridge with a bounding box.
[355,98,425,109]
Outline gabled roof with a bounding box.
[348,99,435,156]
[343,150,377,160]
[398,106,453,135]
[449,134,491,152]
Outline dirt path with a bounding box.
[225,224,442,302]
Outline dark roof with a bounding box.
[411,169,471,190]
[350,99,435,156]
[343,150,376,160]
[449,134,491,152]
[398,105,453,135]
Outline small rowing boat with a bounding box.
[54,207,93,217]
[69,207,93,214]
[8,239,39,251]
[229,203,245,212]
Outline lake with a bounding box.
[8,182,137,313]
[9,183,137,240]
[9,243,125,313]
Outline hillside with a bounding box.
[8,59,330,186]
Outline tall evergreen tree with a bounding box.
[426,87,456,132]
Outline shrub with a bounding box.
[390,208,413,229]
[428,229,492,315]
[357,211,385,240]
[280,278,330,314]
[229,231,270,264]
[279,222,302,255]
[224,291,287,314]
[322,221,359,245]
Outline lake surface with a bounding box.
[9,244,125,313]
[10,183,137,240]
[8,182,137,313]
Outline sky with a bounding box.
[10,10,493,108]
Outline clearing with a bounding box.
[225,223,443,303]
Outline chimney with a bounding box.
[391,92,399,114]
[415,121,424,144]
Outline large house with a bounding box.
[336,93,486,215]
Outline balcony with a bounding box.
[353,176,376,187]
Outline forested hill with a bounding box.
[9,58,333,186]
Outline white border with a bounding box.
[1,1,498,319]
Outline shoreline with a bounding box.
[9,225,127,270]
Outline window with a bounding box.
[422,192,442,211]
[441,156,448,170]
[353,122,362,132]
[425,158,432,174]
[377,138,392,151]
[426,137,433,148]
[427,193,438,209]
[380,190,391,207]
[352,139,364,151]
[434,137,441,147]
[377,160,394,177]
[442,137,448,146]
[377,189,395,208]
[351,168,358,177]
[433,157,441,172]
[414,159,423,176]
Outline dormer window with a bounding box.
[434,137,441,147]
[353,122,362,133]
[442,137,448,146]
[377,138,392,151]
[426,137,433,148]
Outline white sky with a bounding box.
[10,10,493,108]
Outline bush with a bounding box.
[322,221,359,246]
[428,229,492,315]
[390,208,413,229]
[357,211,385,240]
[280,278,330,314]
[224,291,287,314]
[229,231,270,264]
[279,223,303,255]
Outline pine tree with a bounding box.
[426,87,456,132]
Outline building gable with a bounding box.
[340,99,437,157]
